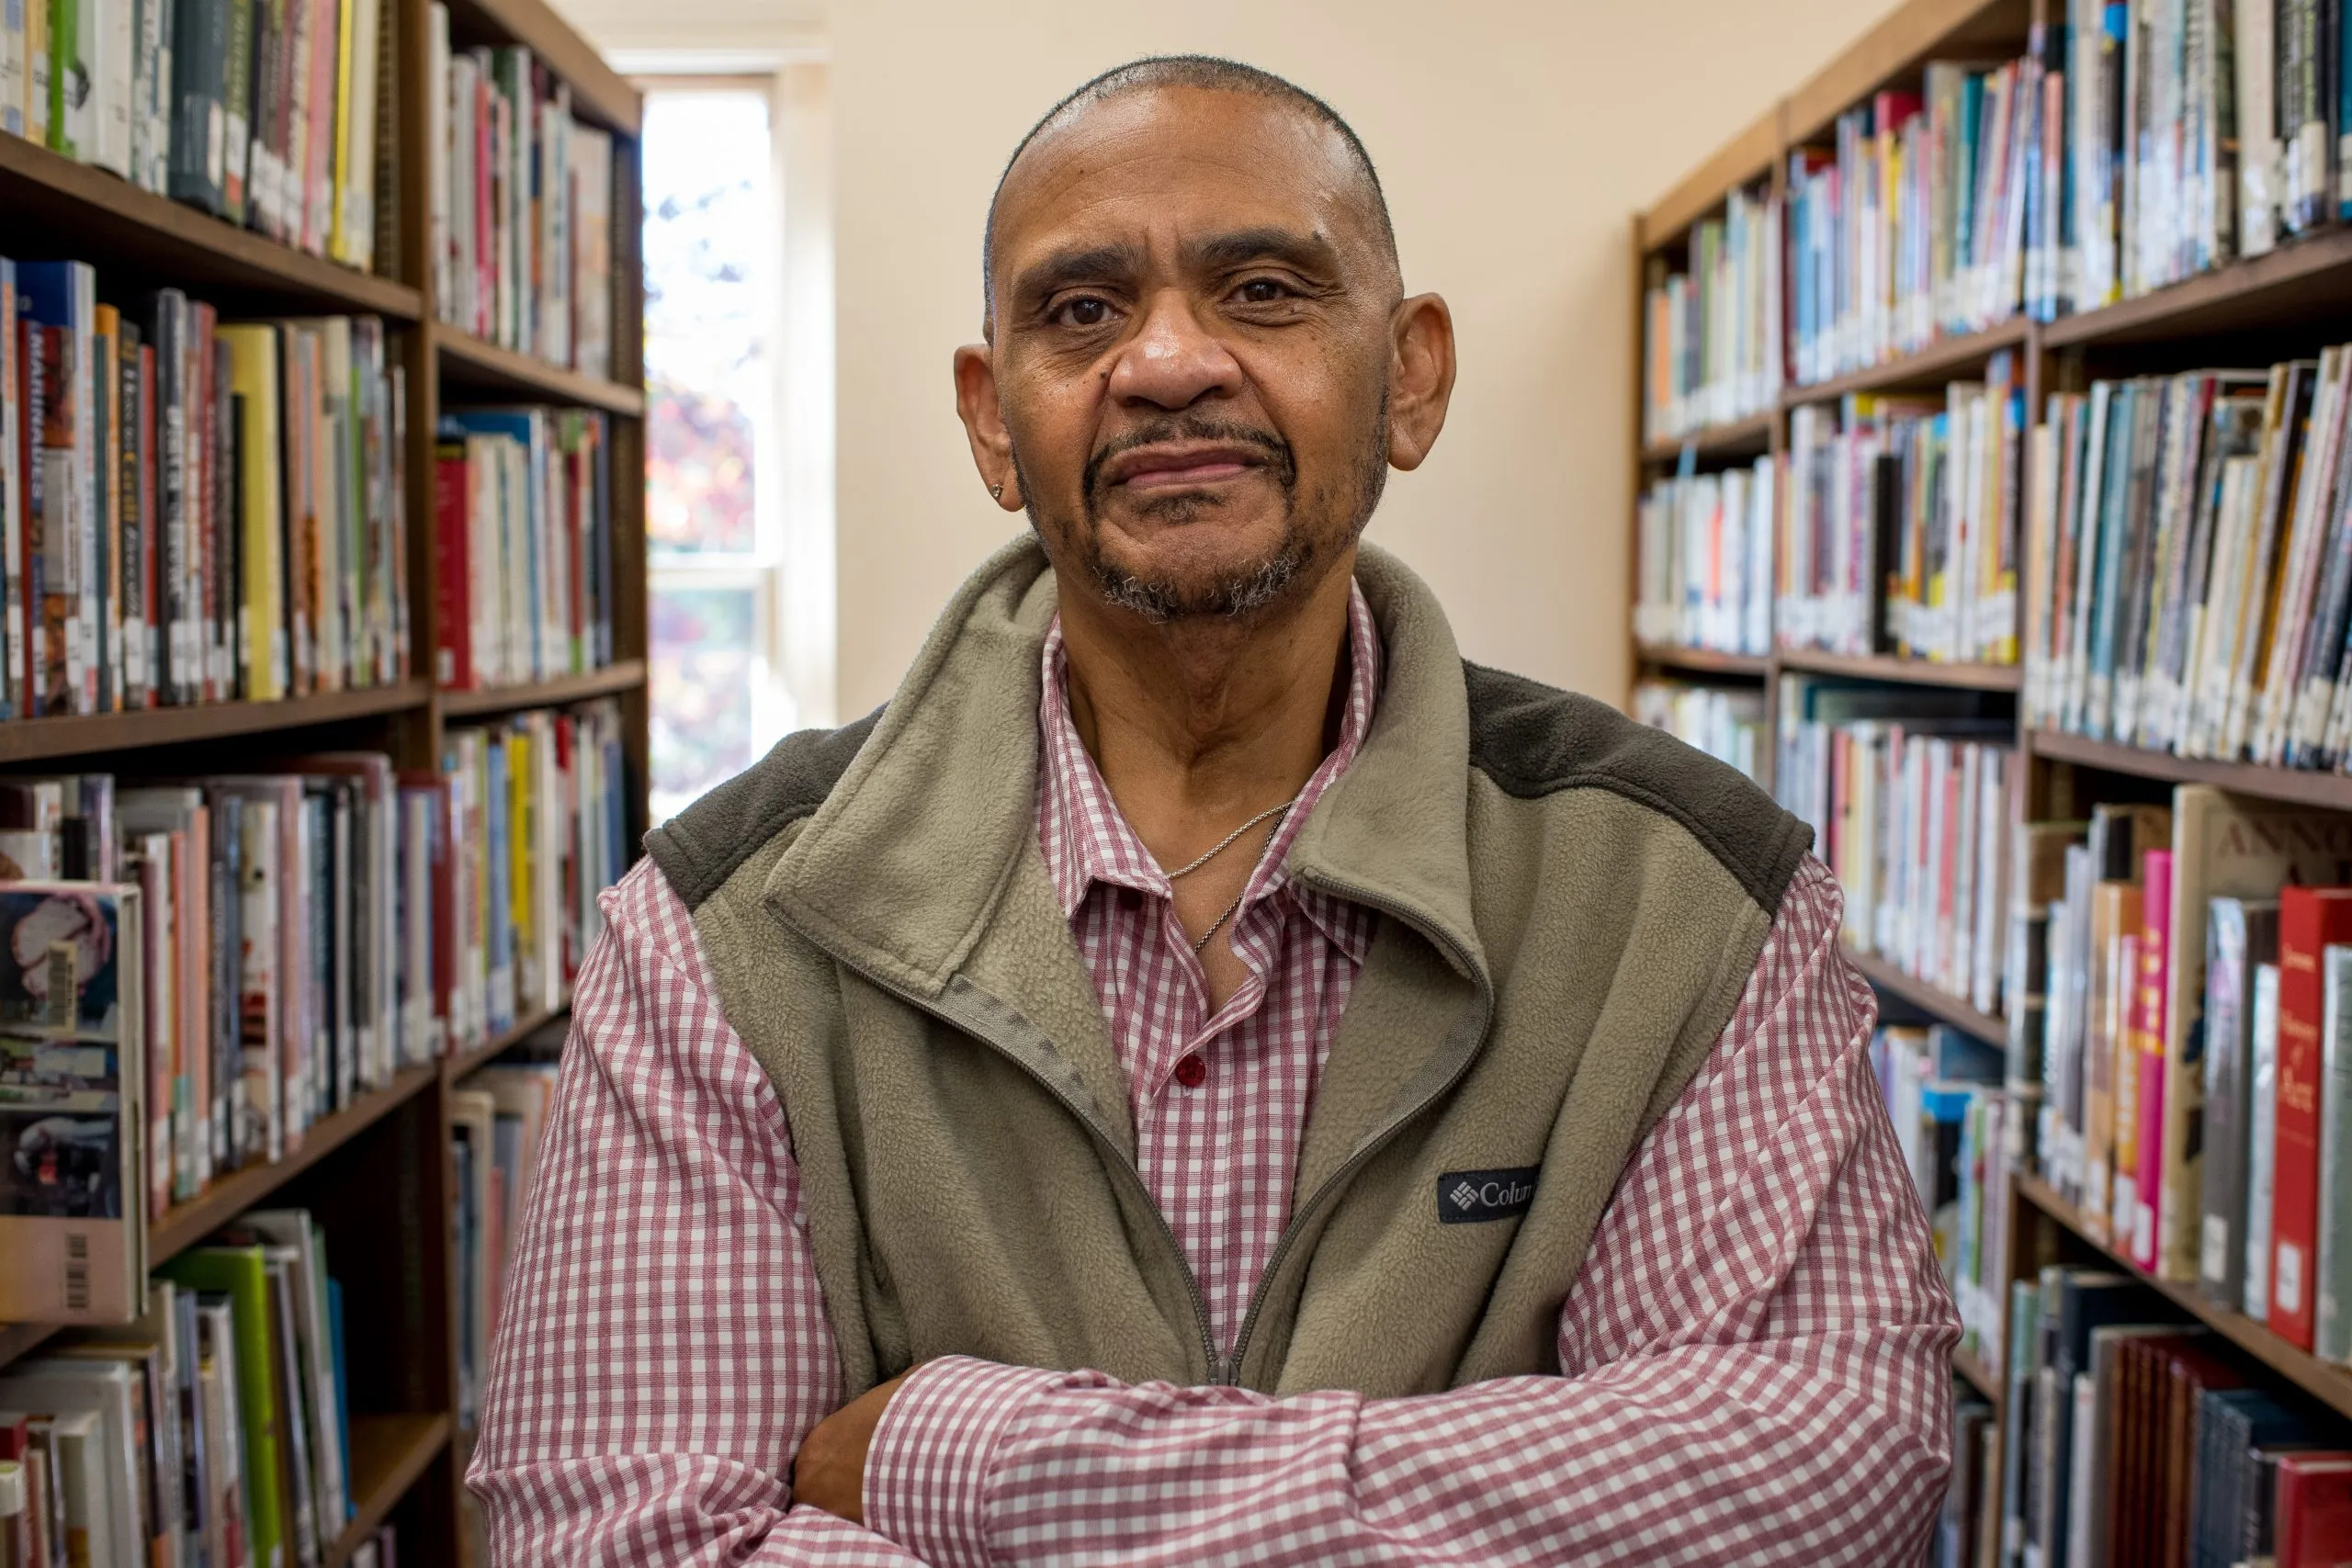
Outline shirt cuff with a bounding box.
[862,1356,1066,1568]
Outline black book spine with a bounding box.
[166,0,226,212]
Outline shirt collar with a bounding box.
[1037,580,1385,933]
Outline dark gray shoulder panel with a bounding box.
[1463,660,1812,914]
[643,707,887,910]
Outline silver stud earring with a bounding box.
[990,483,1004,501]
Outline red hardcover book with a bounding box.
[2272,887,2352,1348]
[2132,849,2175,1270]
[2276,1452,2352,1567]
[435,440,472,687]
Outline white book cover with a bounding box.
[0,1362,141,1568]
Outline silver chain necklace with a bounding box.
[1165,799,1294,954]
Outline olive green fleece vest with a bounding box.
[642,536,1811,1401]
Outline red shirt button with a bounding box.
[1173,1055,1208,1089]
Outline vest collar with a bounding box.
[760,532,1490,1002]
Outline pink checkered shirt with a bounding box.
[469,591,1960,1566]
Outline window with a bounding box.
[635,70,834,823]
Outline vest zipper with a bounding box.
[811,953,1226,1386]
[1220,872,1495,1385]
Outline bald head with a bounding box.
[982,56,1399,327]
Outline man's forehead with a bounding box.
[991,87,1370,271]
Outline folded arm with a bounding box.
[862,859,1960,1566]
[467,860,922,1565]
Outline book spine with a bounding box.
[2248,958,2282,1321]
[2132,846,2174,1271]
[2318,942,2352,1360]
[2270,886,2349,1348]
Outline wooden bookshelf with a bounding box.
[442,995,574,1083]
[1775,647,2024,692]
[0,132,424,319]
[1632,643,1770,679]
[1838,943,2008,1043]
[1953,1345,2003,1404]
[327,1414,456,1568]
[0,679,431,763]
[152,1065,441,1261]
[1630,0,2352,1525]
[434,321,650,415]
[2015,1175,2352,1424]
[2028,728,2352,812]
[1781,316,2033,405]
[439,660,649,719]
[1637,410,1777,466]
[0,3,646,1562]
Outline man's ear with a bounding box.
[1385,293,1456,472]
[955,344,1025,510]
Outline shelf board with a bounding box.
[439,0,639,133]
[1777,648,2023,692]
[323,1412,454,1568]
[153,1064,438,1263]
[0,680,430,763]
[1953,1344,2003,1404]
[1638,410,1777,467]
[2014,1172,2352,1422]
[2043,226,2352,350]
[443,994,571,1083]
[1634,643,1771,678]
[1782,318,2032,406]
[438,660,647,719]
[434,325,647,415]
[0,132,423,319]
[0,1321,62,1371]
[2028,728,2352,812]
[1840,942,2008,1042]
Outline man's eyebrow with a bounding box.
[1186,227,1341,275]
[1011,242,1146,306]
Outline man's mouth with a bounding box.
[1102,444,1268,491]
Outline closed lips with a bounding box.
[1103,445,1266,488]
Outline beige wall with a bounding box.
[563,0,1907,717]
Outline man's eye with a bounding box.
[1054,298,1114,328]
[1234,278,1294,304]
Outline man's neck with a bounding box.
[1058,553,1356,863]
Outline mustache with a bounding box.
[1080,417,1296,502]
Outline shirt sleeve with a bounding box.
[862,856,1961,1567]
[466,858,926,1566]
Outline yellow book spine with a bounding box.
[218,325,285,702]
[328,0,357,263]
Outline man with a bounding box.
[472,56,1959,1564]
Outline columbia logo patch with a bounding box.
[1436,1167,1540,1224]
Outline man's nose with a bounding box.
[1104,290,1244,410]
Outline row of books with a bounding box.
[1638,182,1781,446]
[1631,457,1773,657]
[425,4,616,380]
[434,407,616,690]
[0,0,394,275]
[1871,1021,2016,1371]
[1788,47,2051,389]
[0,698,628,1333]
[0,259,412,716]
[1774,674,2015,1014]
[2020,349,2352,773]
[2062,0,2352,317]
[449,1043,556,1431]
[1984,1269,2352,1568]
[2017,784,2352,1363]
[0,1209,371,1568]
[1779,352,2023,664]
[1629,680,1765,784]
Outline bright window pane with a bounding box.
[644,90,772,558]
[650,586,760,820]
